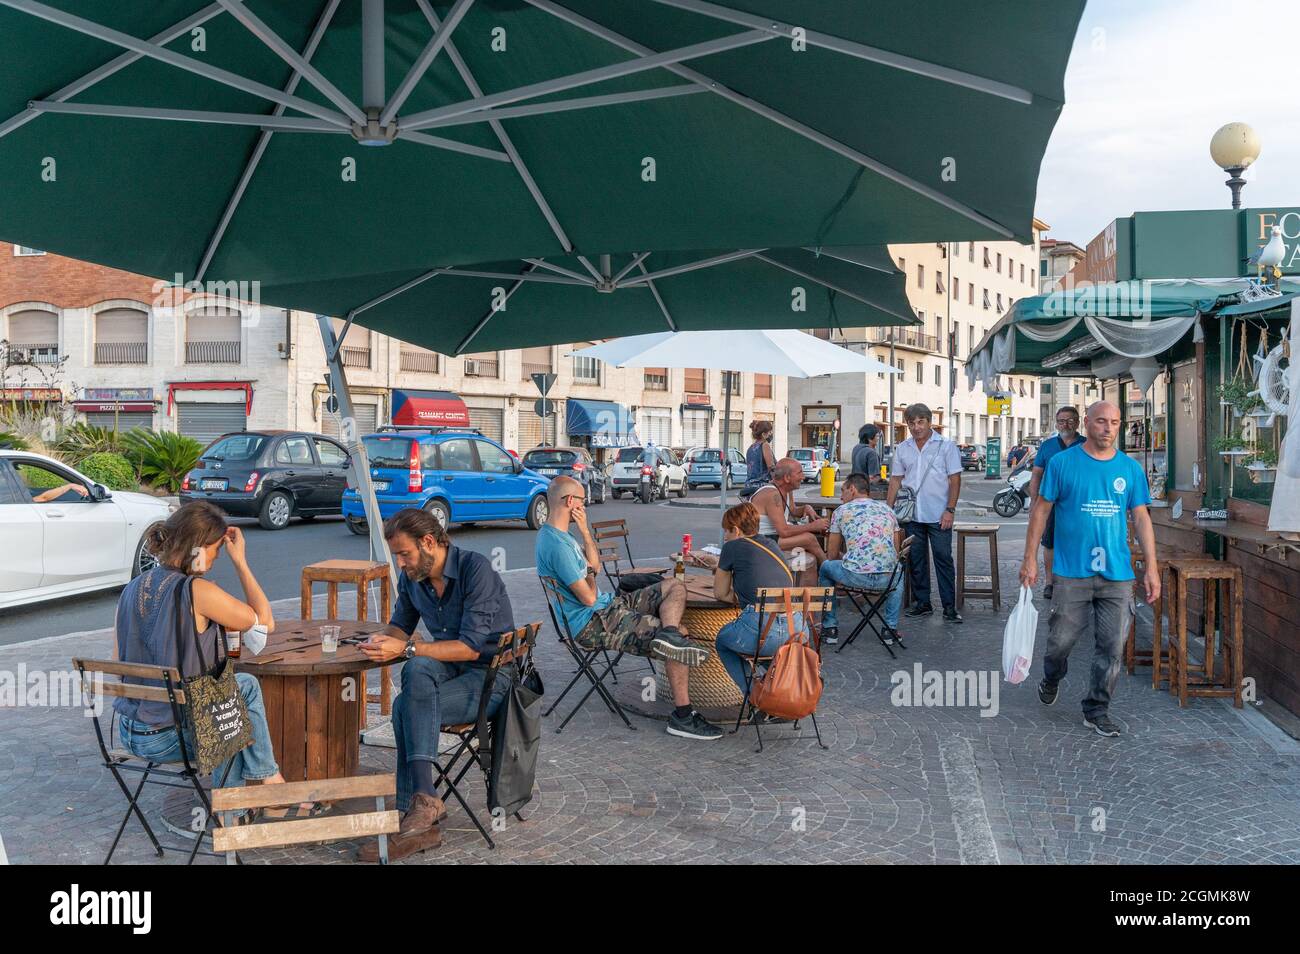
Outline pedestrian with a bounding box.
[1027,406,1083,600]
[1020,400,1160,738]
[742,419,777,497]
[886,403,963,623]
[850,424,883,490]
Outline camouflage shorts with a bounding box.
[575,581,667,654]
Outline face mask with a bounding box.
[242,615,268,656]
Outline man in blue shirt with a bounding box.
[1020,401,1160,738]
[1028,405,1084,600]
[536,475,721,741]
[358,508,516,860]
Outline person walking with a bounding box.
[1027,406,1084,600]
[850,424,883,491]
[742,419,778,496]
[1020,401,1160,738]
[887,404,963,623]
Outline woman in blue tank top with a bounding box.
[743,419,776,495]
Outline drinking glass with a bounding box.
[320,625,340,654]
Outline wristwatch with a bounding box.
[945,507,956,515]
[403,640,417,660]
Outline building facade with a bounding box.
[788,222,1048,460]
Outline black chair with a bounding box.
[590,519,660,681]
[836,536,915,657]
[730,586,834,752]
[538,576,636,733]
[430,623,541,849]
[72,657,234,865]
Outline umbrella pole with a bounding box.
[719,380,732,548]
[316,314,398,597]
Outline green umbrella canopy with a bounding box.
[0,0,1082,310]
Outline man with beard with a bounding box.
[356,508,515,861]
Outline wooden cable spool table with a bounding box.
[234,618,392,782]
[653,574,743,709]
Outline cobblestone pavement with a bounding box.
[2,559,1298,866]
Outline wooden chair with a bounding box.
[954,524,1001,610]
[212,775,399,864]
[1164,558,1245,708]
[837,536,914,658]
[590,518,663,589]
[731,586,834,752]
[71,657,235,865]
[302,559,393,714]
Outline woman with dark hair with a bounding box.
[742,418,777,497]
[113,501,294,807]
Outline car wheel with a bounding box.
[676,480,687,498]
[258,490,293,530]
[593,482,606,504]
[526,493,548,529]
[724,472,733,491]
[345,516,368,536]
[133,523,163,577]
[423,498,451,530]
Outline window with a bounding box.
[275,436,313,465]
[996,293,1003,312]
[953,324,960,353]
[953,242,961,257]
[684,368,706,392]
[722,371,741,396]
[1073,383,1080,396]
[520,346,552,381]
[982,289,990,310]
[968,244,974,263]
[438,438,476,472]
[1040,259,1048,277]
[572,355,601,385]
[314,439,347,467]
[12,460,89,503]
[898,256,906,273]
[1009,258,1014,277]
[934,316,943,350]
[1020,263,1026,283]
[463,351,499,378]
[968,283,974,306]
[400,345,440,374]
[996,252,1002,272]
[917,264,925,289]
[934,365,941,386]
[94,307,148,365]
[476,440,514,474]
[5,308,59,363]
[936,270,944,294]
[952,276,959,299]
[754,373,772,399]
[983,246,991,268]
[1029,381,1035,398]
[187,307,242,364]
[643,367,668,390]
[969,324,975,349]
[13,246,44,256]
[950,367,957,392]
[915,362,923,383]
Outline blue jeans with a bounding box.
[716,607,806,697]
[818,560,904,629]
[118,672,279,788]
[904,521,956,610]
[391,657,510,812]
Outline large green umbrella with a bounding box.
[0,0,1081,298]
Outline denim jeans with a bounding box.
[391,656,510,813]
[118,671,279,787]
[903,521,956,610]
[716,607,806,697]
[818,560,904,630]
[1042,575,1134,719]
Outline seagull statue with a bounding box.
[1247,224,1286,281]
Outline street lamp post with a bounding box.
[1210,122,1260,210]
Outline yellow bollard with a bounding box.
[819,461,836,497]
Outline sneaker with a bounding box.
[942,607,964,624]
[1043,584,1054,601]
[881,627,900,645]
[666,710,723,740]
[649,629,709,667]
[1084,714,1122,737]
[821,627,839,645]
[1037,679,1058,706]
[904,603,933,618]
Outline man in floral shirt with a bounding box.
[817,472,904,644]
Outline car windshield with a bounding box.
[362,435,413,469]
[790,449,813,460]
[692,450,722,462]
[203,434,266,461]
[615,448,645,463]
[523,450,578,466]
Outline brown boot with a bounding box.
[357,793,447,863]
[358,822,442,863]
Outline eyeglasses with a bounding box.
[562,494,584,504]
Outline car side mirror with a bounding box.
[514,457,524,474]
[91,483,110,501]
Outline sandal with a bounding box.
[261,802,328,820]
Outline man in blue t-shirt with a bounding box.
[1027,405,1084,600]
[1020,401,1160,738]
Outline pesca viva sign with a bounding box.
[1244,208,1300,273]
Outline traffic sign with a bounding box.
[987,396,1011,416]
[324,394,339,415]
[533,399,557,417]
[531,372,557,396]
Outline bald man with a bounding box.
[750,457,828,569]
[1021,400,1160,738]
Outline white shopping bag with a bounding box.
[1001,585,1038,684]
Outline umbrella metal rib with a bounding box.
[381,0,475,125]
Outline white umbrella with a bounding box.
[573,329,901,536]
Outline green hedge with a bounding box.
[78,452,137,491]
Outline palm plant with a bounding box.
[122,430,203,493]
[57,422,128,464]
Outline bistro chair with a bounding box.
[836,536,915,658]
[591,518,664,589]
[730,586,834,753]
[538,576,636,733]
[430,623,542,849]
[71,657,235,865]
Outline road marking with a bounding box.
[938,735,1000,865]
[0,826,8,864]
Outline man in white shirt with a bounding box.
[886,403,964,623]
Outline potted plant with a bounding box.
[1213,433,1251,457]
[1246,446,1279,484]
[1218,378,1263,416]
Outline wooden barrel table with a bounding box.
[653,575,743,709]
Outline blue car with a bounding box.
[342,428,550,534]
[684,446,748,490]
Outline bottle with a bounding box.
[674,554,685,581]
[225,630,241,659]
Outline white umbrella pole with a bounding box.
[718,381,732,547]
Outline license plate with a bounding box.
[371,480,390,491]
[537,468,558,475]
[200,478,227,491]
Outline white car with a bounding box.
[608,445,688,500]
[789,447,839,483]
[0,449,172,610]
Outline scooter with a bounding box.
[992,463,1032,517]
[638,463,657,504]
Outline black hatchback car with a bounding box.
[180,431,351,530]
[520,446,607,503]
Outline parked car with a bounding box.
[609,445,688,500]
[0,449,172,610]
[684,447,747,489]
[180,430,352,530]
[520,446,607,503]
[341,428,549,533]
[959,444,986,471]
[789,447,837,483]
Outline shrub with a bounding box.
[123,430,203,493]
[79,452,137,491]
[58,423,127,464]
[0,429,29,450]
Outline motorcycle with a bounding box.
[638,463,657,504]
[992,463,1032,517]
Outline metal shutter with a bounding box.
[322,402,378,439]
[518,409,548,450]
[638,407,671,447]
[467,406,503,442]
[176,403,246,445]
[86,411,153,432]
[682,409,710,447]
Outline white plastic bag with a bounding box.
[1001,585,1038,684]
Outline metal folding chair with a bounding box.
[837,536,915,657]
[72,657,235,865]
[538,576,636,733]
[729,586,834,752]
[590,519,659,680]
[430,623,542,849]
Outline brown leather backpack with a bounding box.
[749,589,823,720]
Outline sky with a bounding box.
[1034,0,1300,246]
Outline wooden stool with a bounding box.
[954,524,1000,611]
[1124,547,1199,687]
[302,560,393,715]
[1164,558,1244,708]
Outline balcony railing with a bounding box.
[6,343,59,364]
[95,341,147,365]
[464,358,498,377]
[521,361,552,381]
[644,371,668,391]
[340,345,371,368]
[185,340,240,364]
[400,349,439,373]
[867,326,940,353]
